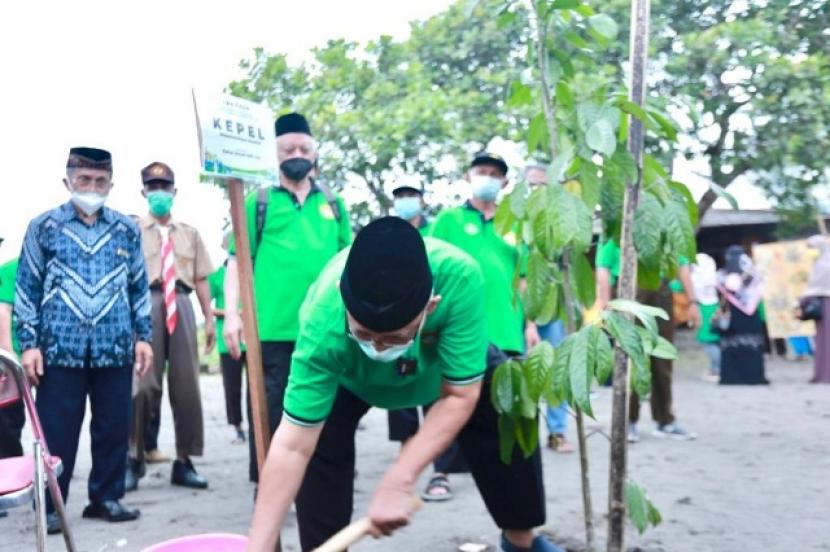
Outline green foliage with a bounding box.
[625,480,662,534]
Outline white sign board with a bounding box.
[193,90,278,185]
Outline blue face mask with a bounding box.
[470,175,503,201]
[349,310,428,363]
[393,197,423,221]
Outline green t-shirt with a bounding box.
[207,264,247,355]
[697,302,720,343]
[229,186,352,341]
[0,258,21,354]
[418,218,433,237]
[595,240,689,286]
[429,204,524,353]
[283,238,488,426]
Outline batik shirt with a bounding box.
[15,202,152,368]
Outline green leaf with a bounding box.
[669,180,699,227]
[603,311,647,375]
[577,101,602,133]
[625,481,649,534]
[568,327,594,417]
[515,360,537,419]
[631,349,652,396]
[528,113,548,153]
[495,196,516,237]
[555,81,574,109]
[525,341,556,401]
[496,10,518,30]
[647,110,678,141]
[625,480,662,534]
[586,119,616,156]
[578,162,601,210]
[588,14,618,40]
[515,415,540,458]
[574,3,594,17]
[608,298,669,321]
[651,336,678,360]
[491,361,515,414]
[563,30,589,49]
[594,329,614,385]
[665,198,697,260]
[637,260,663,291]
[548,336,572,405]
[510,180,529,218]
[633,192,664,270]
[507,81,533,108]
[709,182,739,210]
[523,251,552,321]
[549,0,581,9]
[617,98,651,127]
[609,150,638,185]
[497,415,517,464]
[549,144,575,183]
[570,251,596,307]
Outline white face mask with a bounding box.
[469,174,502,201]
[393,197,423,221]
[70,191,108,216]
[351,310,428,363]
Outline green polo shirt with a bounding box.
[229,186,352,341]
[595,240,689,286]
[417,218,433,237]
[207,264,247,355]
[0,258,21,355]
[429,203,525,353]
[283,238,487,426]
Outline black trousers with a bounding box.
[36,364,132,512]
[295,365,546,551]
[0,401,24,458]
[248,341,294,482]
[221,352,246,426]
[145,402,161,452]
[387,407,468,473]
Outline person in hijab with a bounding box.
[715,245,768,385]
[691,253,721,382]
[800,235,830,383]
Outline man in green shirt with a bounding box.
[208,234,247,444]
[247,217,559,552]
[223,112,352,481]
[595,239,700,443]
[425,152,540,498]
[0,247,24,464]
[391,184,432,235]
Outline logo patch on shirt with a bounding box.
[319,203,335,220]
[464,223,479,235]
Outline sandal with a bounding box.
[420,473,453,502]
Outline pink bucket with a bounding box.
[143,533,248,552]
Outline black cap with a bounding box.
[470,150,508,176]
[724,245,746,273]
[340,217,433,332]
[392,185,423,197]
[275,112,311,137]
[66,147,112,171]
[141,161,175,185]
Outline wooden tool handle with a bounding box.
[313,517,374,552]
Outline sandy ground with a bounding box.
[5,330,830,552]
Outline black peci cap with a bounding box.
[275,112,311,137]
[470,150,508,176]
[66,147,112,171]
[340,217,433,332]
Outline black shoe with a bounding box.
[46,512,62,534]
[82,500,140,522]
[0,510,7,519]
[124,457,145,492]
[171,458,208,489]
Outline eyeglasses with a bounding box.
[70,174,111,192]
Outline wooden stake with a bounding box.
[227,180,271,478]
[608,1,651,551]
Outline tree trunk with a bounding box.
[608,0,651,551]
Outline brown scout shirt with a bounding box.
[140,216,213,289]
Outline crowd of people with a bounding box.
[0,111,826,551]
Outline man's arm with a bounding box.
[223,257,244,359]
[596,267,612,309]
[195,278,216,353]
[367,380,480,534]
[677,264,701,328]
[247,421,324,551]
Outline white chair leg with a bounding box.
[34,441,47,552]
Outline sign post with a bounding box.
[193,90,275,492]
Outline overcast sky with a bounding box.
[0,0,769,266]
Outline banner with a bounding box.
[193,90,278,185]
[752,240,816,338]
